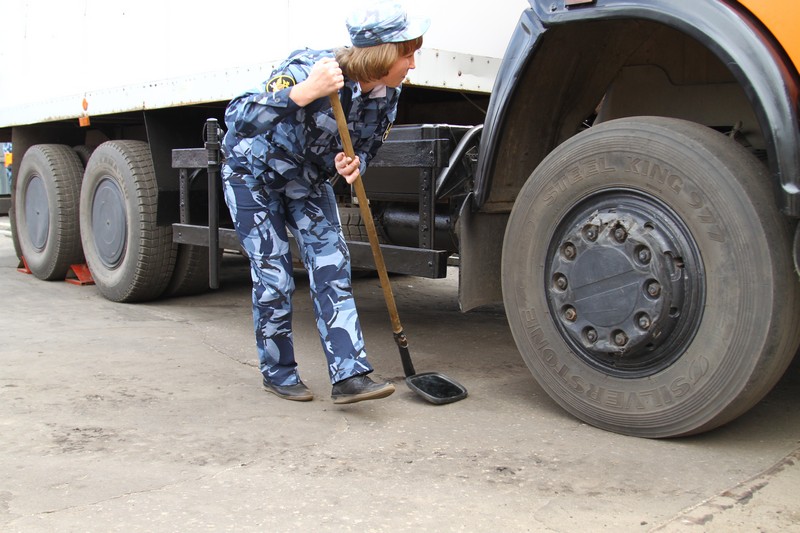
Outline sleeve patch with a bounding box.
[266,74,296,93]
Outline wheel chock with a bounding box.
[66,263,95,286]
[17,256,32,274]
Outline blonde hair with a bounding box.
[335,37,423,83]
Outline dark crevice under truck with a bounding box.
[3,0,800,437]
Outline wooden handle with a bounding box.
[328,94,403,335]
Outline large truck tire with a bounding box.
[339,206,388,243]
[502,117,800,437]
[80,140,176,302]
[338,206,387,277]
[8,202,22,259]
[72,145,96,167]
[162,244,211,298]
[14,144,84,280]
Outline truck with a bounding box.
[2,0,799,438]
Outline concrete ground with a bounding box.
[1,215,799,532]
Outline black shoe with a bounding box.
[262,377,313,401]
[331,374,395,404]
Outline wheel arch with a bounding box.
[475,0,800,216]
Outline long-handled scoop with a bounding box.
[329,93,467,405]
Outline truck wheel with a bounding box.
[162,244,211,298]
[339,206,387,277]
[339,206,387,243]
[502,117,800,437]
[14,144,84,280]
[73,145,96,167]
[8,203,22,259]
[80,141,176,302]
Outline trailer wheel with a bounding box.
[73,145,96,167]
[339,206,388,277]
[502,117,800,437]
[80,141,176,302]
[162,244,211,298]
[339,206,387,243]
[8,203,22,259]
[14,144,84,280]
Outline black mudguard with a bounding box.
[476,0,800,215]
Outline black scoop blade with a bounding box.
[405,372,467,405]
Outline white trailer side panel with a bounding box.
[0,0,527,127]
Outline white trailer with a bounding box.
[0,0,523,126]
[0,0,526,299]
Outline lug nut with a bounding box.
[647,281,662,298]
[554,274,568,291]
[613,226,627,242]
[564,307,577,322]
[613,331,628,347]
[638,314,651,330]
[585,328,597,343]
[584,225,598,242]
[637,247,651,264]
[563,243,576,260]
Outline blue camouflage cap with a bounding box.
[346,1,431,47]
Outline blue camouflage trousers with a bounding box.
[221,171,373,386]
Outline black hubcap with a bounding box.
[91,176,127,268]
[24,175,50,251]
[547,190,704,378]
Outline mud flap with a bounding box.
[456,192,508,312]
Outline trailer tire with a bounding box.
[339,206,388,244]
[162,244,212,298]
[73,145,96,167]
[502,117,800,437]
[338,206,388,277]
[80,141,176,302]
[8,202,22,260]
[15,144,84,280]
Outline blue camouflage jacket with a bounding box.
[221,48,400,198]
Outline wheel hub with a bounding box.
[548,193,703,375]
[91,176,128,268]
[24,175,50,251]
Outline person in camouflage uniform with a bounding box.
[221,1,430,404]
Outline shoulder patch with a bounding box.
[266,74,295,93]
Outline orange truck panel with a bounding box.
[739,0,800,74]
